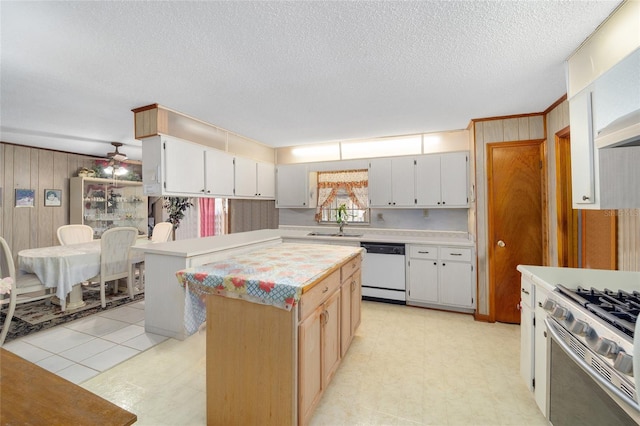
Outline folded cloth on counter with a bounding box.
[176,243,364,335]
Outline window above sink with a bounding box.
[315,170,369,225]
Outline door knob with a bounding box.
[497,240,506,248]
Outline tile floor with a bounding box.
[3,300,168,384]
[5,301,547,425]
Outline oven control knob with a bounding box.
[614,351,634,375]
[542,299,557,312]
[569,319,590,336]
[593,338,620,358]
[552,306,569,321]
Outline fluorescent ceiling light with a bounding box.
[341,136,422,159]
[291,144,340,160]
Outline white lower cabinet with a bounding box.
[406,245,475,313]
[533,284,549,415]
[406,246,439,303]
[519,273,549,417]
[519,275,535,392]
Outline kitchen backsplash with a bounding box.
[278,207,469,232]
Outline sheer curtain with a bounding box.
[315,170,368,221]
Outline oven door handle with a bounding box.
[545,317,640,412]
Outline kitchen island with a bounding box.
[177,243,363,425]
[135,227,473,340]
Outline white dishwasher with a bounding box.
[360,242,406,304]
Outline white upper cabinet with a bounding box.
[257,162,276,198]
[234,157,275,199]
[204,149,235,197]
[569,86,598,207]
[276,164,317,208]
[141,135,206,196]
[234,156,258,197]
[368,157,416,207]
[141,135,274,199]
[415,152,468,207]
[164,137,206,195]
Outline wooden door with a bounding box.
[555,128,616,269]
[321,291,341,388]
[340,282,352,358]
[298,307,322,424]
[488,140,545,324]
[556,128,579,267]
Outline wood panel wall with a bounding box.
[229,199,278,234]
[0,142,140,265]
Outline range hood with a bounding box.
[596,109,640,149]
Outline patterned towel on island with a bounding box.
[176,243,364,335]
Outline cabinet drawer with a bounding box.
[409,245,438,260]
[341,257,361,283]
[520,276,534,308]
[439,247,471,262]
[299,269,341,321]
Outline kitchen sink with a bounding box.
[307,232,363,237]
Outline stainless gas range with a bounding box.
[542,284,640,425]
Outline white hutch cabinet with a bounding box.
[70,177,147,238]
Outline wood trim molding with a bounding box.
[543,94,568,116]
[471,112,544,123]
[131,103,159,113]
[474,313,491,322]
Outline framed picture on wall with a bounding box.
[15,189,35,207]
[44,189,62,207]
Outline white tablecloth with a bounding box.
[18,241,101,309]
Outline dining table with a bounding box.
[18,238,152,311]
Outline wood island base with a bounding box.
[205,253,362,425]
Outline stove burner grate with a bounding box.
[556,284,638,338]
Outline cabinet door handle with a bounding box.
[418,251,430,254]
[322,286,329,294]
[351,280,356,291]
[449,253,462,256]
[521,288,530,295]
[433,262,437,266]
[582,195,590,201]
[538,301,543,308]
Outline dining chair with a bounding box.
[129,222,173,293]
[88,227,138,308]
[57,224,94,245]
[0,237,55,346]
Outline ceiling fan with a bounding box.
[103,142,129,176]
[106,142,128,163]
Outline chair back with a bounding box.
[151,222,173,243]
[57,225,93,245]
[100,227,138,278]
[0,237,16,282]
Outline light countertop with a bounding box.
[517,264,640,293]
[278,225,475,247]
[132,227,475,259]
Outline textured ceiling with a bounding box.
[0,1,622,161]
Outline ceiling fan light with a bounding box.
[103,165,114,174]
[115,166,128,176]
